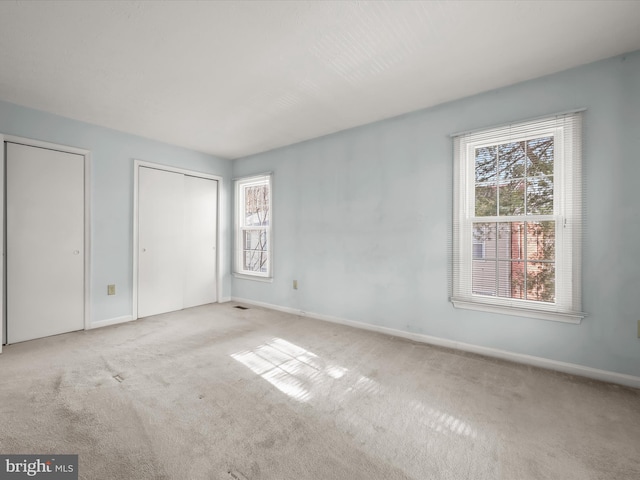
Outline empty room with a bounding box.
[0,1,639,479]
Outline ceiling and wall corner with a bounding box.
[0,1,639,159]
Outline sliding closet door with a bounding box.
[137,166,218,318]
[183,175,217,308]
[138,167,184,318]
[6,142,84,343]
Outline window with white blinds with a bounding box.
[451,112,585,323]
[234,174,272,278]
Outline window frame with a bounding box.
[234,174,272,280]
[451,113,584,323]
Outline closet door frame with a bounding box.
[0,134,92,352]
[132,160,222,320]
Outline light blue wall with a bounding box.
[233,51,640,377]
[0,101,232,323]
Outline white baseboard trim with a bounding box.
[89,315,134,330]
[219,296,232,303]
[231,297,640,389]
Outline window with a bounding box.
[451,112,584,323]
[234,174,272,278]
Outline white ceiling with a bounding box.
[0,1,639,159]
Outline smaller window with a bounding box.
[234,174,272,278]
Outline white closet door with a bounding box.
[6,142,84,344]
[138,167,184,318]
[183,175,217,308]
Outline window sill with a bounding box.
[451,298,585,324]
[233,273,273,283]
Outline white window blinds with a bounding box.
[451,111,585,322]
[234,174,272,278]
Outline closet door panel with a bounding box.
[183,175,218,308]
[138,167,184,318]
[6,142,84,343]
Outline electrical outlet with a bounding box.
[293,280,298,290]
[107,284,116,296]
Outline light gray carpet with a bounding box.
[1,303,638,479]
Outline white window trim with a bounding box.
[451,112,585,324]
[234,174,272,279]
